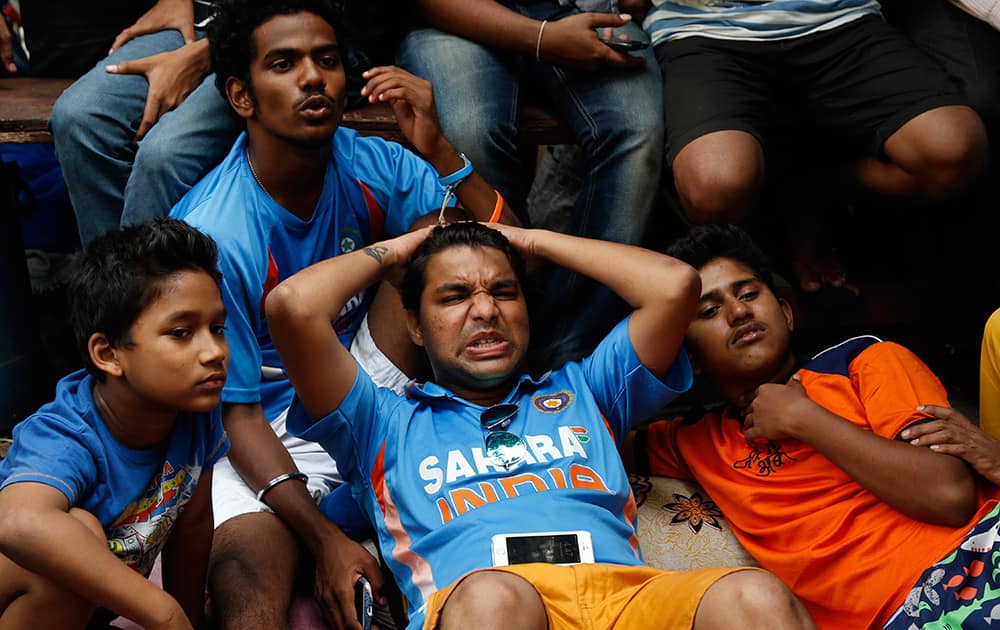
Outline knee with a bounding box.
[132,131,184,182]
[903,107,990,198]
[49,87,97,144]
[592,118,664,170]
[207,516,297,621]
[441,572,545,629]
[208,548,268,601]
[674,156,763,224]
[449,572,535,611]
[207,549,282,625]
[51,81,138,163]
[443,107,515,164]
[713,571,810,627]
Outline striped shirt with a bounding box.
[644,0,881,46]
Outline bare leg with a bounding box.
[0,509,102,629]
[857,105,988,199]
[694,570,815,629]
[672,130,765,225]
[208,512,301,630]
[438,571,547,630]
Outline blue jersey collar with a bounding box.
[406,370,555,406]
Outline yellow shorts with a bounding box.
[422,562,749,630]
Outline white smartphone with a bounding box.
[491,531,595,566]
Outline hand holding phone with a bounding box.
[355,576,373,630]
[596,22,651,52]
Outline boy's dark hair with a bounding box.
[666,224,777,292]
[67,218,222,380]
[401,223,527,313]
[208,0,342,99]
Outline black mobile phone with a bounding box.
[355,576,373,630]
[596,22,651,52]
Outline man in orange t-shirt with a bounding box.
[636,224,1000,629]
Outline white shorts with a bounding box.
[212,313,410,527]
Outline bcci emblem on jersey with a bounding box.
[532,391,573,414]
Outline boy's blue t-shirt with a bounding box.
[0,370,229,577]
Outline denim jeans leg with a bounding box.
[530,46,665,362]
[50,30,189,246]
[397,28,526,208]
[121,74,239,228]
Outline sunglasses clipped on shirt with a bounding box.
[480,403,528,469]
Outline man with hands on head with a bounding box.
[398,0,665,367]
[169,0,513,627]
[266,220,815,630]
[636,224,1000,629]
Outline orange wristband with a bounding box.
[489,190,504,223]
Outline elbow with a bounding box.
[658,261,702,316]
[264,281,308,331]
[923,477,979,527]
[0,507,34,554]
[944,486,979,527]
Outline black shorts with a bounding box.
[655,15,966,164]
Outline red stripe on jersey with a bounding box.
[259,249,280,316]
[372,441,388,516]
[358,180,385,241]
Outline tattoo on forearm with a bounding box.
[364,246,389,264]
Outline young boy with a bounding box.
[0,218,230,629]
[635,224,1000,629]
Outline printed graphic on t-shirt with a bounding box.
[532,391,574,414]
[733,440,797,476]
[106,462,200,576]
[418,424,609,525]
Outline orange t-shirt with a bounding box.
[646,336,1000,629]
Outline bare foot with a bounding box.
[791,243,858,295]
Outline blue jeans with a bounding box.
[50,30,240,246]
[398,3,664,365]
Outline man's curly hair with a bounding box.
[208,0,343,99]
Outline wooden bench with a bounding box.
[0,78,70,144]
[0,77,575,145]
